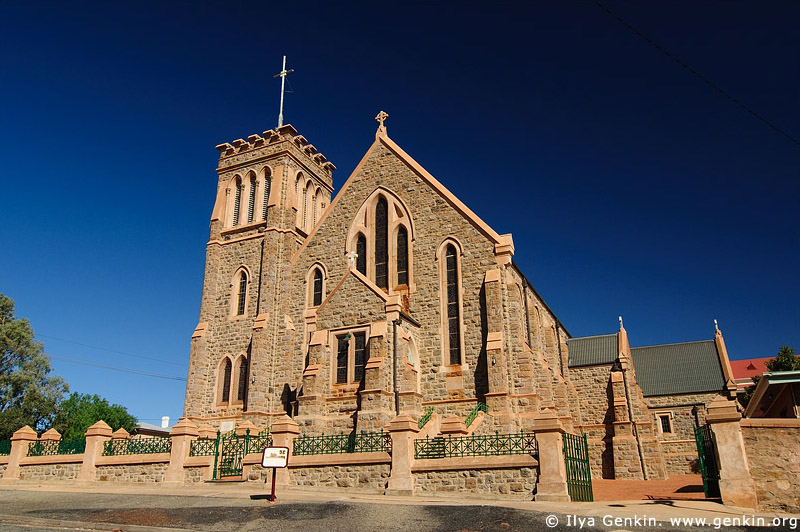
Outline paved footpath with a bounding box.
[0,482,796,532]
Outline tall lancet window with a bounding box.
[237,271,248,316]
[445,244,461,365]
[233,177,242,226]
[236,357,248,402]
[262,169,271,220]
[356,234,367,275]
[302,186,308,230]
[312,269,323,306]
[397,226,409,286]
[247,175,256,223]
[221,358,232,403]
[375,197,388,290]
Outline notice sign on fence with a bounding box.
[261,446,289,468]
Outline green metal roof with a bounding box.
[567,334,618,367]
[631,340,724,396]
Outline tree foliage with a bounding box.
[53,392,138,440]
[0,294,68,439]
[737,345,797,409]
[765,345,799,372]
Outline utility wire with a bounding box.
[595,1,800,147]
[36,333,187,367]
[46,352,187,382]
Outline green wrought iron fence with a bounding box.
[464,402,489,428]
[189,437,218,457]
[26,439,86,457]
[248,429,273,453]
[414,430,536,459]
[0,440,11,455]
[293,430,392,456]
[418,407,435,429]
[102,436,171,456]
[563,432,593,502]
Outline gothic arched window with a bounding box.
[236,271,247,316]
[220,358,232,403]
[232,177,242,226]
[356,233,367,275]
[236,356,248,403]
[374,197,389,290]
[397,226,409,286]
[312,269,323,306]
[442,243,462,366]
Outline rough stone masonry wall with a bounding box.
[0,464,5,477]
[659,440,699,476]
[293,141,500,406]
[413,467,537,500]
[742,423,800,513]
[18,463,80,481]
[569,364,614,478]
[96,463,168,483]
[184,466,207,483]
[248,463,391,492]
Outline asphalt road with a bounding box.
[0,489,784,532]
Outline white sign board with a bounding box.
[261,446,289,468]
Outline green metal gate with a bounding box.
[563,432,593,502]
[694,425,720,498]
[216,430,246,479]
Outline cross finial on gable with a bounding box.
[375,111,388,138]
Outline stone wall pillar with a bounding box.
[386,414,419,495]
[77,420,112,482]
[532,409,570,502]
[0,425,37,482]
[270,415,300,487]
[706,397,757,509]
[165,418,199,484]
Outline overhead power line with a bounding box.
[595,1,800,147]
[46,352,187,382]
[37,333,187,367]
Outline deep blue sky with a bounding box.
[1,1,798,426]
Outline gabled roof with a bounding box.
[631,340,724,397]
[292,130,504,263]
[730,357,771,381]
[567,334,618,367]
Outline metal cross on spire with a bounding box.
[273,56,294,128]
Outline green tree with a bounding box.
[53,392,138,440]
[0,294,68,439]
[737,345,797,409]
[765,345,799,372]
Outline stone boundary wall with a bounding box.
[19,462,81,481]
[413,467,536,499]
[741,419,800,513]
[97,463,168,483]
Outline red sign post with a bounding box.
[258,446,288,501]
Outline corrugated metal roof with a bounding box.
[567,334,618,367]
[631,340,724,396]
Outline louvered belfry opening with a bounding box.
[446,244,461,365]
[375,197,389,289]
[233,177,242,226]
[262,169,271,220]
[247,175,256,223]
[397,225,409,286]
[356,234,367,275]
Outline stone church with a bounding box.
[184,113,739,480]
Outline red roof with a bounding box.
[730,357,771,383]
